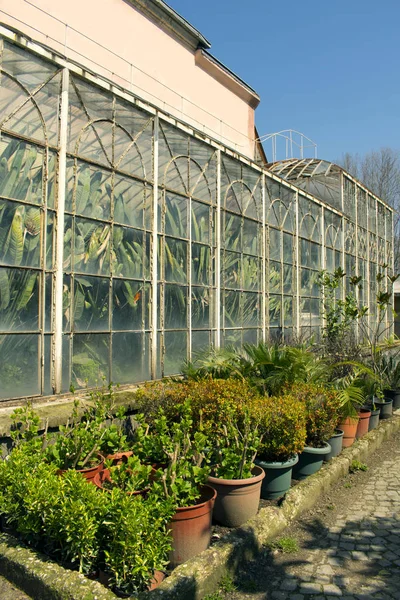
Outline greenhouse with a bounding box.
[0,31,393,401]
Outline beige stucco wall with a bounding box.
[1,0,257,158]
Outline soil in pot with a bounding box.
[375,399,393,420]
[368,408,380,431]
[169,484,216,568]
[338,417,359,447]
[293,443,331,481]
[324,430,344,462]
[207,465,265,527]
[356,409,371,438]
[255,455,298,499]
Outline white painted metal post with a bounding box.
[295,190,300,337]
[262,173,266,341]
[215,149,221,347]
[53,67,69,393]
[151,114,159,378]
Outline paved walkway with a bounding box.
[217,433,400,600]
[0,574,31,599]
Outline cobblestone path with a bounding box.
[216,431,400,600]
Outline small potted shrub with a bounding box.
[136,401,215,568]
[289,383,341,479]
[94,455,154,496]
[206,404,264,527]
[251,393,307,499]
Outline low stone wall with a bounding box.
[0,414,399,600]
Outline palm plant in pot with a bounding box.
[135,401,215,568]
[206,404,264,527]
[252,393,307,499]
[290,383,341,478]
[330,364,367,446]
[377,353,400,410]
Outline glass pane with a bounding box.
[74,276,109,331]
[63,274,71,332]
[44,334,52,395]
[191,201,209,243]
[269,228,281,261]
[223,251,240,289]
[301,268,310,295]
[164,238,187,283]
[242,256,260,291]
[191,330,210,354]
[0,200,41,267]
[164,284,187,329]
[74,218,111,275]
[269,261,281,293]
[283,296,293,326]
[165,194,188,238]
[191,287,210,329]
[192,243,209,285]
[224,213,241,251]
[283,233,293,264]
[114,175,145,228]
[242,292,259,327]
[112,332,150,384]
[62,334,71,393]
[243,329,258,345]
[224,290,240,327]
[269,295,281,327]
[44,273,53,333]
[63,215,72,272]
[0,137,43,204]
[243,219,258,255]
[164,330,187,376]
[300,239,310,267]
[74,162,112,220]
[47,151,57,209]
[113,279,146,331]
[72,333,110,388]
[113,226,144,279]
[0,334,40,398]
[283,265,293,294]
[46,210,54,270]
[0,267,39,332]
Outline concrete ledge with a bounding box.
[1,414,399,600]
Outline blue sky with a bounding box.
[167,0,400,163]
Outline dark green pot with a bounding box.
[368,408,380,431]
[255,455,298,500]
[293,443,331,481]
[324,430,344,462]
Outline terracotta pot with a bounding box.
[169,484,216,568]
[148,570,166,591]
[105,451,133,466]
[57,454,104,483]
[356,409,371,438]
[338,417,359,447]
[207,465,265,527]
[93,468,150,497]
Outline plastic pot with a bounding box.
[356,409,371,438]
[255,455,298,499]
[324,429,344,462]
[338,417,359,447]
[169,484,216,568]
[375,399,393,420]
[384,389,400,410]
[207,465,264,527]
[293,443,331,481]
[57,454,105,483]
[368,408,380,431]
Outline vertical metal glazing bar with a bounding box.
[366,194,370,338]
[151,114,159,379]
[391,206,394,336]
[53,67,69,394]
[295,190,300,337]
[320,206,325,333]
[261,173,266,341]
[354,185,359,341]
[215,149,221,347]
[188,195,192,359]
[341,174,346,304]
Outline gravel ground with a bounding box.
[212,428,400,600]
[0,574,31,599]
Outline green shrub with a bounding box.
[250,393,307,462]
[289,383,342,447]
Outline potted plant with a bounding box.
[252,393,307,499]
[290,384,341,479]
[93,455,154,496]
[138,401,215,568]
[377,354,400,410]
[206,404,264,527]
[332,366,366,446]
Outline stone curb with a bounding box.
[0,414,399,600]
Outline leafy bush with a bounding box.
[103,455,153,493]
[288,383,342,447]
[250,393,306,462]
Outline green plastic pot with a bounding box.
[255,455,298,500]
[324,429,344,462]
[375,399,393,420]
[293,443,331,481]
